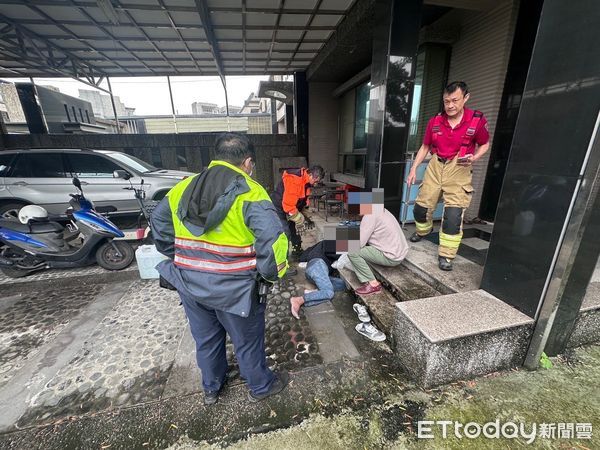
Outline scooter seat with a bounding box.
[0,219,64,234]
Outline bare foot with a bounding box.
[290,296,304,319]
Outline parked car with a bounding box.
[0,148,194,219]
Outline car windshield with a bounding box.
[105,152,158,174]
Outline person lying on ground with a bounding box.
[290,257,346,319]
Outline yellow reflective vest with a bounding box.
[166,160,288,281]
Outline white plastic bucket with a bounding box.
[135,244,168,279]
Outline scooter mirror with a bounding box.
[113,170,132,180]
[72,177,82,190]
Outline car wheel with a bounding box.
[0,203,29,221]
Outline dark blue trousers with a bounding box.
[179,293,276,396]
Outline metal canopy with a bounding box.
[0,0,356,79]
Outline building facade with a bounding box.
[78,89,133,119]
[11,83,108,134]
[0,81,26,123]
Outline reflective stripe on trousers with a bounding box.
[414,156,473,259]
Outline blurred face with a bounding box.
[443,89,469,118]
[358,202,384,216]
[309,173,322,185]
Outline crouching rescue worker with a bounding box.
[407,81,490,271]
[151,133,290,405]
[270,165,324,256]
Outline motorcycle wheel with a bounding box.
[96,241,135,271]
[0,246,43,278]
[0,267,32,278]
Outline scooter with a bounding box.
[0,177,135,278]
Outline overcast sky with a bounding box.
[1,76,268,116]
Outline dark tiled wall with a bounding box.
[366,0,422,217]
[481,0,600,318]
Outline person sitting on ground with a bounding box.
[347,189,409,295]
[290,257,346,319]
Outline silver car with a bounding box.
[0,148,194,219]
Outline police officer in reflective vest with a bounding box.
[151,133,290,405]
[407,81,490,271]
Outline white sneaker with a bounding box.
[355,322,386,342]
[352,303,371,323]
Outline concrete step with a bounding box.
[401,228,483,294]
[369,263,442,301]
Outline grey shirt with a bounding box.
[360,208,409,261]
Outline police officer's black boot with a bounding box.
[248,370,290,402]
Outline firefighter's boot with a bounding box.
[438,256,453,271]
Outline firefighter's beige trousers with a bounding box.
[414,155,473,259]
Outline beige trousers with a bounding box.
[414,155,473,258]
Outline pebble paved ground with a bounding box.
[17,281,186,426]
[263,278,322,370]
[0,286,104,388]
[1,268,323,430]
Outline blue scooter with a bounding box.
[0,177,134,278]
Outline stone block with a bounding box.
[393,290,534,387]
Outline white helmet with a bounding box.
[18,205,49,224]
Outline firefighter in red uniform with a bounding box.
[407,81,490,271]
[271,165,324,256]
